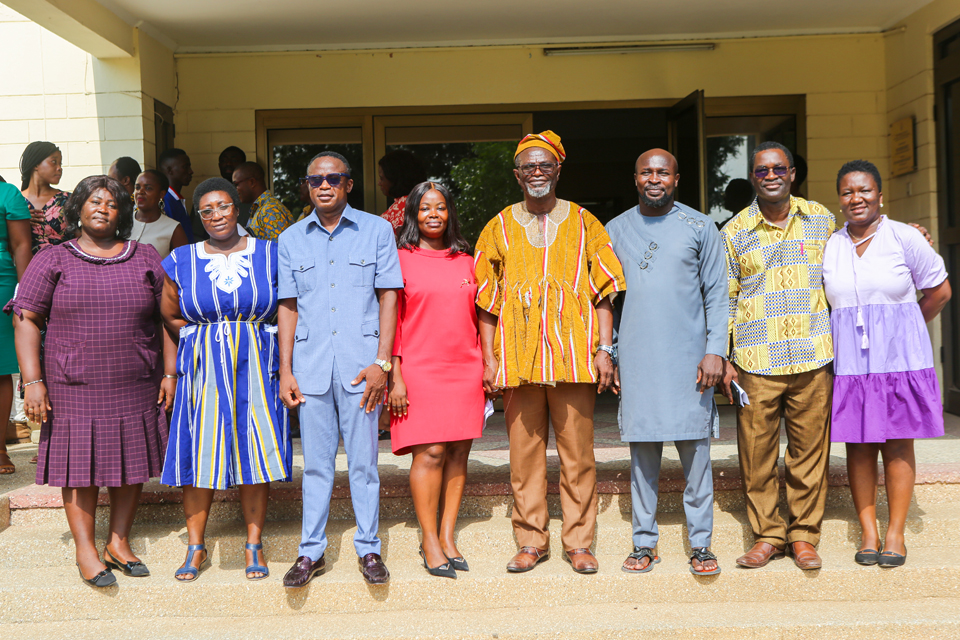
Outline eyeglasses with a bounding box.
[197,203,234,219]
[518,162,559,176]
[754,165,791,180]
[300,173,350,188]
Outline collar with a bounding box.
[167,187,183,201]
[840,214,886,240]
[306,203,358,233]
[252,190,272,210]
[744,195,810,230]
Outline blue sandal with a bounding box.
[245,542,269,581]
[174,544,208,582]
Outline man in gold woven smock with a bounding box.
[475,131,626,574]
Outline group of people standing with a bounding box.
[0,129,947,589]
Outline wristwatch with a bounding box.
[374,358,393,373]
[597,345,618,363]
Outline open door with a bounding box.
[668,90,707,214]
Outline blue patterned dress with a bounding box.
[161,238,291,489]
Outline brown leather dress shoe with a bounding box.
[565,548,599,574]
[359,553,390,584]
[735,542,785,568]
[506,547,549,573]
[787,541,822,570]
[283,555,325,588]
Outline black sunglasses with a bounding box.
[300,173,351,188]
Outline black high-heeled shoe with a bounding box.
[419,546,456,579]
[445,554,469,572]
[77,563,116,588]
[104,548,150,577]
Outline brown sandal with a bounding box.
[0,452,15,475]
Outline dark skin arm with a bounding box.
[478,308,500,397]
[12,309,50,424]
[351,288,399,413]
[157,274,184,412]
[697,355,725,394]
[388,357,408,417]
[277,298,304,409]
[594,297,617,394]
[7,219,32,281]
[920,279,952,323]
[168,226,189,253]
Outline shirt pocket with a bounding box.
[48,339,88,385]
[804,240,824,265]
[361,319,381,338]
[292,258,316,293]
[349,253,376,287]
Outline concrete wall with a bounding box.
[0,4,174,188]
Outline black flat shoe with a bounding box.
[878,548,907,568]
[854,547,880,566]
[446,555,469,572]
[419,546,456,579]
[77,563,116,588]
[104,548,150,577]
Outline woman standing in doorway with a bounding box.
[388,182,484,579]
[20,141,69,253]
[132,170,188,260]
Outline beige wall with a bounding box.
[175,33,888,210]
[0,4,174,189]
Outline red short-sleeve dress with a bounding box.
[390,247,484,455]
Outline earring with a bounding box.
[880,203,884,208]
[77,220,82,228]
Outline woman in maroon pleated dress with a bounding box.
[8,175,176,587]
[388,182,484,579]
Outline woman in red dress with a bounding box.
[388,182,484,579]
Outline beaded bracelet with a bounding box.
[22,379,43,387]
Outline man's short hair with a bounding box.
[235,161,265,183]
[750,141,794,169]
[158,148,188,168]
[308,151,352,175]
[113,157,142,183]
[219,146,246,162]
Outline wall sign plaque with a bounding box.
[890,116,917,177]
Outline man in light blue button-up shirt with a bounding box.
[277,152,402,587]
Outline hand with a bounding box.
[23,382,52,425]
[720,361,739,404]
[696,354,724,394]
[613,365,621,395]
[388,377,409,417]
[482,360,501,398]
[280,372,305,410]
[353,364,387,414]
[28,206,45,225]
[909,222,934,247]
[595,350,616,394]
[158,376,177,412]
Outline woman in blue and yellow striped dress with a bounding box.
[159,178,291,582]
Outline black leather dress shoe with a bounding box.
[283,555,325,588]
[359,553,390,584]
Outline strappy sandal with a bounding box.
[621,546,660,573]
[689,547,721,576]
[174,544,208,582]
[0,452,15,475]
[245,542,269,581]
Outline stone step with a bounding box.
[3,502,959,570]
[10,599,960,639]
[9,481,960,527]
[0,547,957,624]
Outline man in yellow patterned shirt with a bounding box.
[720,142,833,572]
[233,162,295,240]
[475,131,625,575]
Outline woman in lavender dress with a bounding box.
[823,160,952,568]
[8,176,176,587]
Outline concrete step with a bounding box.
[9,481,960,527]
[1,547,957,624]
[3,502,959,571]
[10,599,960,639]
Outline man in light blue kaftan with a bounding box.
[606,149,728,575]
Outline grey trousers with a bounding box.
[629,437,713,549]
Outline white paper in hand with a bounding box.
[482,399,495,433]
[730,380,750,407]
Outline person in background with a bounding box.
[159,148,196,243]
[790,154,808,198]
[823,160,951,569]
[132,170,188,260]
[389,182,483,579]
[607,149,725,577]
[20,141,69,253]
[8,175,175,587]
[474,131,625,575]
[378,150,427,232]
[723,179,755,217]
[219,146,251,227]
[296,179,313,222]
[0,177,33,474]
[108,157,142,198]
[233,161,295,240]
[161,177,291,582]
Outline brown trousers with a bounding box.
[503,383,597,551]
[735,365,832,547]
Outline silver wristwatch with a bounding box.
[597,345,617,363]
[374,358,393,373]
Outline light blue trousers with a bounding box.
[298,377,382,561]
[629,437,713,549]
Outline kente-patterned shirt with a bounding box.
[474,200,626,388]
[721,196,835,376]
[247,190,295,241]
